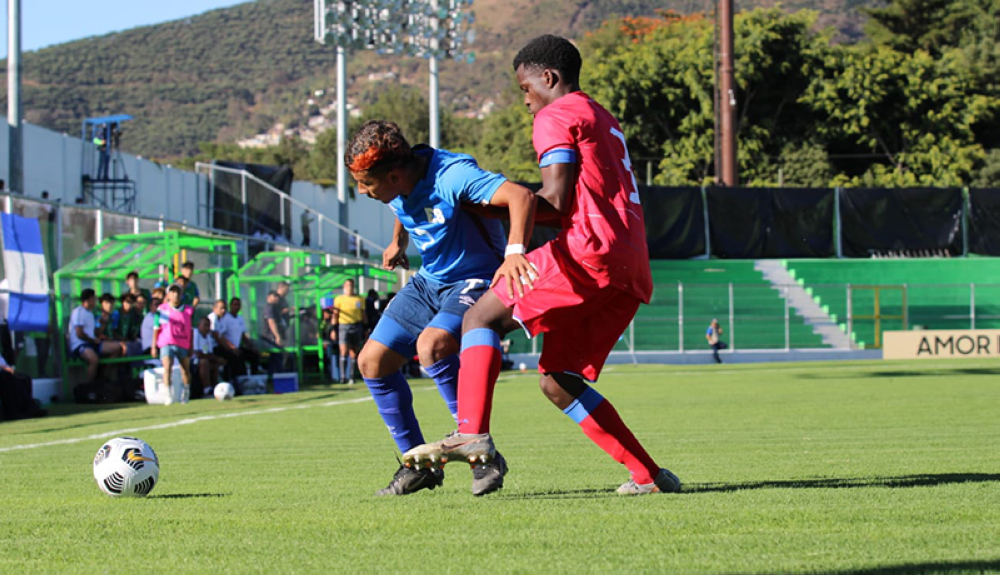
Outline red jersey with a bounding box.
[532,91,653,303]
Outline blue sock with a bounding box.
[364,372,424,453]
[424,355,460,421]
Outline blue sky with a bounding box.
[0,0,252,58]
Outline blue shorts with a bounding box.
[371,273,490,358]
[162,345,190,361]
[71,343,100,359]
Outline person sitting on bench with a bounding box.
[68,289,126,383]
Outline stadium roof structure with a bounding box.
[228,251,399,385]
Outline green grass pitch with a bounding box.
[2,361,999,574]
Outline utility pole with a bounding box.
[8,0,23,193]
[428,0,440,148]
[717,0,738,187]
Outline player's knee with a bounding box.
[538,375,563,404]
[357,344,385,379]
[416,332,457,366]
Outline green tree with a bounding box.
[802,46,996,186]
[864,0,990,56]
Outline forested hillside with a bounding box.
[0,0,874,160]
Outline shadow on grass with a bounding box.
[500,488,613,500]
[798,367,1000,380]
[150,493,229,500]
[506,473,1000,500]
[686,473,1000,494]
[758,558,1000,575]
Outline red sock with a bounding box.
[565,387,659,485]
[456,328,502,434]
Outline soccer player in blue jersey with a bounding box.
[345,120,537,496]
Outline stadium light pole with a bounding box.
[717,0,738,186]
[7,0,23,194]
[428,0,440,148]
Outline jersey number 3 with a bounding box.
[610,127,641,205]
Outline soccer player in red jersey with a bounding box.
[403,35,681,496]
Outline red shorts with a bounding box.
[493,242,641,381]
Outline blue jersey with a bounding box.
[390,146,507,284]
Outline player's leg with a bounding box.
[361,279,445,495]
[178,354,192,403]
[338,337,350,384]
[358,337,422,453]
[418,278,493,421]
[80,347,99,383]
[538,293,681,495]
[161,353,174,405]
[401,291,519,466]
[415,327,459,420]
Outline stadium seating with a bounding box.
[784,258,1000,348]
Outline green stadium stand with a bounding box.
[783,259,1000,348]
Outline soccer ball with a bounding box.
[214,382,236,401]
[93,437,159,498]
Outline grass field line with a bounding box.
[0,394,382,454]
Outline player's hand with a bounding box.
[382,243,409,270]
[492,254,537,299]
[151,346,158,359]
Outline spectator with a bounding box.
[139,297,162,355]
[301,209,314,247]
[192,317,225,398]
[706,318,728,364]
[96,293,119,341]
[333,279,366,384]
[134,294,149,316]
[0,352,47,420]
[179,262,200,309]
[68,289,125,383]
[227,297,259,376]
[276,281,292,328]
[320,307,340,382]
[125,271,151,301]
[151,285,194,405]
[207,299,238,379]
[262,291,285,348]
[116,293,141,342]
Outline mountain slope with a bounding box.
[0,0,873,159]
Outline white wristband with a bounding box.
[505,244,526,257]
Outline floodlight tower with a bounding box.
[7,0,23,193]
[315,0,391,205]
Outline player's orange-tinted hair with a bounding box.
[344,120,413,175]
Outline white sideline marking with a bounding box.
[0,395,377,454]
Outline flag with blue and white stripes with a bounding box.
[1,213,50,332]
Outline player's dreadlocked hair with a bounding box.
[344,120,414,175]
[512,35,582,86]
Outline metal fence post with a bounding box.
[702,187,711,258]
[835,187,843,259]
[241,174,249,237]
[728,282,735,351]
[784,286,790,351]
[970,282,976,329]
[846,283,853,344]
[678,282,684,352]
[629,319,635,354]
[96,209,103,243]
[963,187,970,257]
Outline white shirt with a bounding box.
[69,305,96,350]
[140,312,156,350]
[192,330,214,363]
[222,313,247,349]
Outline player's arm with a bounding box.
[383,218,410,270]
[488,181,537,298]
[536,162,576,216]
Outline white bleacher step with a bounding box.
[754,260,855,349]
